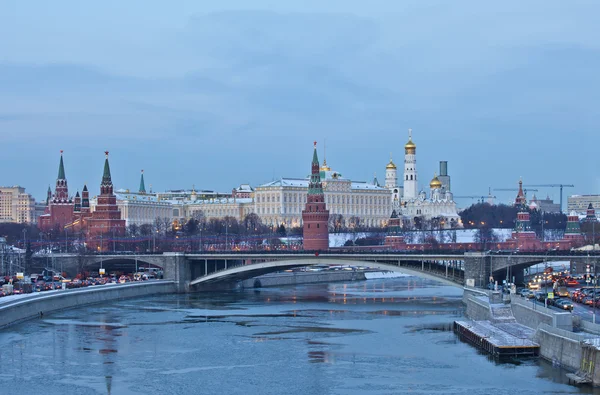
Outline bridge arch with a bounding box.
[84,257,163,274]
[189,258,462,288]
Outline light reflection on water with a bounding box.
[0,277,598,395]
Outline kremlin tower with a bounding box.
[514,179,527,207]
[302,142,330,251]
[86,152,126,248]
[402,129,418,200]
[39,151,75,231]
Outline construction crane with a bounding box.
[523,184,574,213]
[454,195,497,204]
[493,188,538,194]
[493,188,538,204]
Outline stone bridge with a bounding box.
[32,251,600,292]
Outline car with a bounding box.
[535,292,547,302]
[555,300,574,311]
[519,289,532,298]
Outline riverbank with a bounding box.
[0,280,176,328]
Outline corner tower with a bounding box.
[402,128,418,200]
[302,142,330,251]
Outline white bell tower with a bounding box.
[403,128,418,200]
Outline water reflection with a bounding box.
[0,277,598,394]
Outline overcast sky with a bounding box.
[1,1,598,207]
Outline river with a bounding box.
[0,276,598,395]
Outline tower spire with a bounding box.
[57,150,66,180]
[102,151,112,183]
[309,142,323,195]
[139,169,146,194]
[101,151,114,195]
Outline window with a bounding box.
[317,223,320,228]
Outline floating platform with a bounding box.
[454,320,539,357]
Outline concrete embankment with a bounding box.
[0,281,176,328]
[462,289,600,385]
[241,270,367,288]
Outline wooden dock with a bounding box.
[454,320,539,357]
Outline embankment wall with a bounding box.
[511,297,572,331]
[0,281,176,328]
[534,324,590,371]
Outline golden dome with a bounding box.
[405,139,416,150]
[386,159,397,169]
[430,173,442,189]
[320,159,331,172]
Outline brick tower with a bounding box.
[86,151,126,249]
[39,151,75,231]
[302,142,329,251]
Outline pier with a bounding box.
[454,320,539,357]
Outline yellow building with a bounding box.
[0,186,36,224]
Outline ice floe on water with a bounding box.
[364,271,413,280]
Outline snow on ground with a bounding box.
[329,232,372,247]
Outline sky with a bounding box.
[0,0,599,208]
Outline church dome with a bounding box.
[430,174,442,189]
[405,139,416,150]
[386,159,397,170]
[320,159,331,172]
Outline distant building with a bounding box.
[0,186,36,224]
[568,195,600,216]
[232,184,254,199]
[528,194,561,214]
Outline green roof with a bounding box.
[139,171,146,193]
[102,156,112,182]
[57,154,66,180]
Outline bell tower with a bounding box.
[402,128,418,200]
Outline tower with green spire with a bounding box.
[54,150,70,202]
[139,170,146,194]
[86,151,126,248]
[302,142,330,251]
[46,185,52,206]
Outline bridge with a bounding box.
[31,251,600,292]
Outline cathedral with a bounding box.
[384,129,461,229]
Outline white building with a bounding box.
[568,195,600,215]
[90,191,174,227]
[255,162,391,229]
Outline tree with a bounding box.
[328,214,344,233]
[127,224,139,237]
[474,226,498,250]
[348,216,361,231]
[184,218,199,235]
[242,213,264,234]
[277,224,287,237]
[139,224,153,236]
[460,203,517,229]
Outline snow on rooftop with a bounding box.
[259,178,387,191]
